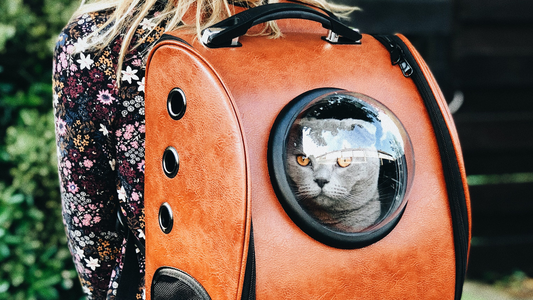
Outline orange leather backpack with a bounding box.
[142,3,471,299]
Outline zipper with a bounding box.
[241,225,256,300]
[374,34,469,300]
[157,33,193,48]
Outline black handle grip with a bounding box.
[201,3,362,48]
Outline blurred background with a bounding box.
[0,0,532,299]
[338,0,533,299]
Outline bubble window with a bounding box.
[268,88,414,248]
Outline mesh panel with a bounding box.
[152,267,211,300]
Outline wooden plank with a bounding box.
[453,26,533,57]
[463,151,533,175]
[469,183,533,236]
[339,0,452,34]
[469,183,533,215]
[454,111,533,152]
[454,55,533,87]
[472,215,533,237]
[458,0,533,23]
[468,183,533,277]
[451,25,533,88]
[455,88,533,113]
[468,242,533,278]
[457,110,533,174]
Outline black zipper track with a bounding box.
[241,225,256,300]
[374,34,469,300]
[157,33,193,47]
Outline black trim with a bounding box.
[268,88,406,249]
[157,33,193,48]
[374,34,469,300]
[151,267,211,300]
[241,225,256,300]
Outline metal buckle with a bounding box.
[324,28,361,44]
[201,27,240,47]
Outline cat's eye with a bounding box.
[297,155,310,166]
[337,157,352,167]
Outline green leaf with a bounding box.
[36,287,59,300]
[8,193,24,204]
[0,281,9,293]
[0,243,10,260]
[0,23,16,52]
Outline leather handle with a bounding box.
[201,3,362,48]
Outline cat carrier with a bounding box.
[141,3,471,299]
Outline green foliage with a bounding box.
[0,109,82,299]
[0,108,82,299]
[0,0,83,299]
[0,0,79,126]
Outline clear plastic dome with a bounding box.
[269,89,414,247]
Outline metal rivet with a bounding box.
[158,202,173,234]
[167,88,186,120]
[162,147,179,178]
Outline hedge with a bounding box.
[0,0,83,298]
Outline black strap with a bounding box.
[116,224,143,299]
[115,210,144,299]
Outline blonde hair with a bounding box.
[73,0,356,84]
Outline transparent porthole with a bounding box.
[268,88,414,248]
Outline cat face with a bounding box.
[286,117,381,226]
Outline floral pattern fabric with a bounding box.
[53,8,165,299]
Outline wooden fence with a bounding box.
[452,0,533,278]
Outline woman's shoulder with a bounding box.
[55,9,113,56]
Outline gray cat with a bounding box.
[286,117,381,232]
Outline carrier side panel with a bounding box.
[144,41,251,300]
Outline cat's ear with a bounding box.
[287,123,304,149]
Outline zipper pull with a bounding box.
[392,44,413,77]
[375,35,413,78]
[396,48,413,77]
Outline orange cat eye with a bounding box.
[296,155,310,166]
[337,157,352,168]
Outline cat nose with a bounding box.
[315,178,329,188]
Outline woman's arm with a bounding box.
[53,12,125,299]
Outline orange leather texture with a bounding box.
[145,16,469,299]
[145,42,251,299]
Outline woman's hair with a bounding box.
[72,0,356,84]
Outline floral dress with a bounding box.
[53,8,166,299]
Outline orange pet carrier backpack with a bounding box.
[137,3,471,299]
